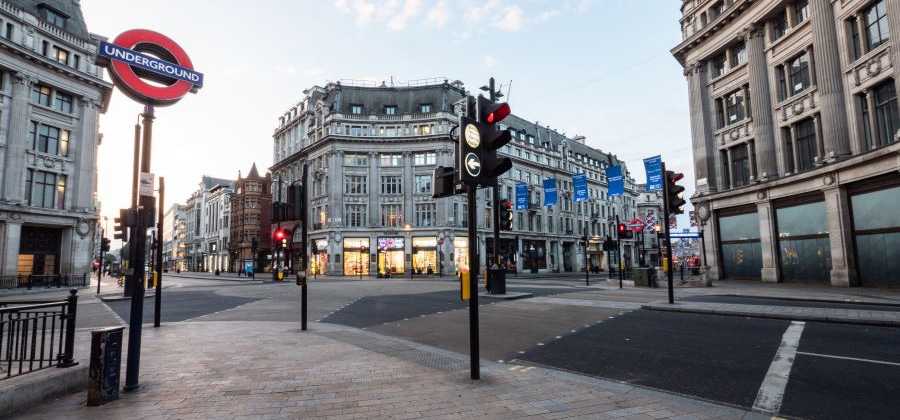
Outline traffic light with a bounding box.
[286,184,304,220]
[616,223,633,240]
[101,237,111,252]
[499,199,513,231]
[273,227,286,246]
[666,171,686,215]
[457,95,513,186]
[113,208,135,241]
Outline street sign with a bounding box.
[515,182,528,210]
[606,165,624,197]
[97,29,203,106]
[543,177,557,207]
[643,155,663,191]
[670,232,701,239]
[464,153,481,177]
[139,173,154,197]
[628,218,644,233]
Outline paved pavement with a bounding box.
[15,321,761,420]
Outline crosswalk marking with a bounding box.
[753,321,805,414]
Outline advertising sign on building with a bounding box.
[515,182,528,210]
[606,165,624,197]
[573,174,588,202]
[643,155,663,191]
[543,178,557,207]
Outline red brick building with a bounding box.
[229,164,272,273]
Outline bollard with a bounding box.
[87,326,125,406]
[58,289,78,367]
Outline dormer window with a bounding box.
[43,8,67,29]
[384,105,397,115]
[350,104,363,115]
[419,103,432,113]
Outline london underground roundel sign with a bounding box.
[97,29,203,106]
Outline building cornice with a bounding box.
[671,0,755,66]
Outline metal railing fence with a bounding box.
[0,290,78,379]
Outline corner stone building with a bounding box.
[0,1,111,279]
[271,79,641,276]
[673,0,900,286]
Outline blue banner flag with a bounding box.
[643,155,663,191]
[573,174,588,202]
[515,182,528,210]
[606,165,624,197]
[543,178,557,207]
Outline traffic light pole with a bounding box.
[274,178,282,282]
[662,162,675,304]
[583,236,589,286]
[466,185,480,380]
[300,164,308,331]
[616,215,623,289]
[97,228,104,295]
[125,105,155,392]
[125,119,141,298]
[154,177,164,328]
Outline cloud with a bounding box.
[426,0,449,28]
[535,9,560,23]
[496,5,524,32]
[463,0,501,24]
[482,55,497,68]
[388,0,423,31]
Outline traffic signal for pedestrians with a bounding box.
[458,95,513,186]
[665,171,686,215]
[499,199,513,231]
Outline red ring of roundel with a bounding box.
[109,29,195,105]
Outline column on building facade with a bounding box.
[2,73,31,202]
[757,200,780,283]
[686,63,719,193]
[368,152,377,226]
[886,0,900,99]
[746,25,778,179]
[809,0,851,159]
[74,98,99,211]
[330,151,342,226]
[402,151,413,225]
[0,222,22,276]
[747,142,757,180]
[725,148,733,189]
[823,186,858,286]
[864,89,879,150]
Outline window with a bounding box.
[5,23,12,40]
[860,94,874,150]
[350,104,363,115]
[788,51,811,95]
[794,0,809,24]
[343,175,367,194]
[343,153,368,166]
[54,91,73,113]
[345,204,366,227]
[874,80,899,147]
[848,16,862,60]
[73,54,80,70]
[709,1,724,19]
[724,88,746,124]
[865,0,889,51]
[415,203,435,227]
[771,10,787,41]
[30,122,69,156]
[730,42,746,67]
[775,65,788,101]
[380,153,401,167]
[382,204,402,227]
[384,105,397,115]
[414,175,432,194]
[414,152,436,166]
[53,46,68,65]
[731,145,750,187]
[25,169,65,209]
[417,125,432,135]
[791,118,816,171]
[44,8,67,28]
[381,176,403,195]
[710,53,726,78]
[31,84,51,107]
[419,103,432,113]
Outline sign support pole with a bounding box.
[466,185,480,380]
[300,164,308,331]
[125,105,154,392]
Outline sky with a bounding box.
[82,0,693,232]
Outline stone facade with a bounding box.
[0,0,112,278]
[161,203,187,271]
[674,0,900,287]
[183,176,234,271]
[228,163,272,273]
[271,79,641,277]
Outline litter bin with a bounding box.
[88,326,124,406]
[487,268,506,294]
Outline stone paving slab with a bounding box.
[14,321,764,420]
[643,301,900,327]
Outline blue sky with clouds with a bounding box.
[82,0,692,228]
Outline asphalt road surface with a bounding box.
[683,294,900,312]
[104,289,260,323]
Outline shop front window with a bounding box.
[851,182,900,287]
[412,237,437,275]
[776,199,831,283]
[454,237,468,274]
[718,210,761,279]
[342,238,370,276]
[377,237,405,276]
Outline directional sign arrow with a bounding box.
[465,153,481,177]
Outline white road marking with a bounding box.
[797,351,900,367]
[753,321,806,414]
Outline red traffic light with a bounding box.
[617,223,626,233]
[274,228,285,240]
[485,102,510,124]
[670,172,684,183]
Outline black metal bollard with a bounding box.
[87,326,124,406]
[59,289,78,367]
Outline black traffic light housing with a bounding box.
[666,171,686,215]
[499,199,513,231]
[113,208,136,242]
[101,237,111,252]
[617,223,633,240]
[458,95,513,186]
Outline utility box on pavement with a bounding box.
[632,267,656,288]
[88,326,124,406]
[487,268,506,294]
